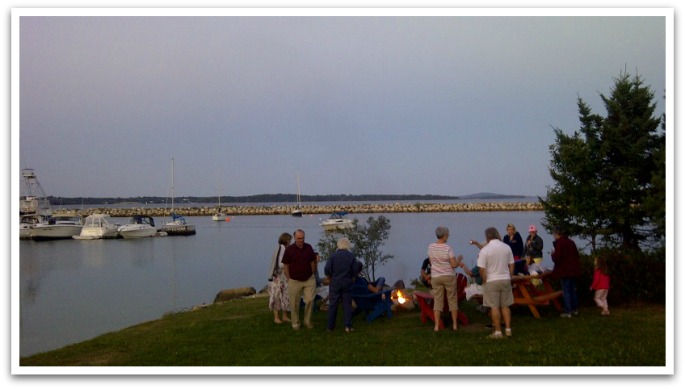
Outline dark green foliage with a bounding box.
[541,71,665,252]
[576,247,666,306]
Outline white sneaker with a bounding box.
[560,313,573,318]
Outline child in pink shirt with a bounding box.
[590,257,611,316]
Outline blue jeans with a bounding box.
[561,277,579,313]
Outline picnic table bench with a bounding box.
[511,272,563,318]
[413,273,469,329]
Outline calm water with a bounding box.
[19,209,553,357]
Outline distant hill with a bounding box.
[45,193,462,206]
[45,193,536,206]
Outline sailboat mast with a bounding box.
[296,171,301,206]
[170,158,175,213]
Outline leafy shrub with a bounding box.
[577,247,665,306]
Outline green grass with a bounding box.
[20,295,665,367]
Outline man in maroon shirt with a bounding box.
[282,229,318,330]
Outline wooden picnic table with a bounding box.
[511,271,563,318]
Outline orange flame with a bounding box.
[396,289,407,305]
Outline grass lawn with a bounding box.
[19,293,666,369]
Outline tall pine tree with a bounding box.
[541,72,664,251]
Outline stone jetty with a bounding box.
[65,201,543,218]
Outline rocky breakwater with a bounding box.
[74,201,543,218]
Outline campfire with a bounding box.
[391,289,414,310]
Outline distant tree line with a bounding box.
[46,193,466,206]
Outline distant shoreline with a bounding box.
[56,201,543,217]
[42,193,531,206]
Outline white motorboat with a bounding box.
[319,212,354,232]
[30,214,84,240]
[118,215,166,239]
[74,213,120,240]
[20,214,47,240]
[159,158,196,236]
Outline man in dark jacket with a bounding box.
[551,226,583,318]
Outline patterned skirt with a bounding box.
[268,270,290,312]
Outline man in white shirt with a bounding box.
[477,227,515,339]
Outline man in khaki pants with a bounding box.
[282,229,318,330]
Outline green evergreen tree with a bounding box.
[541,71,664,251]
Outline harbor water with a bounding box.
[19,209,554,357]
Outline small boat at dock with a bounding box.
[74,213,120,240]
[30,214,84,241]
[160,158,196,236]
[118,215,167,239]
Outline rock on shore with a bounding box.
[64,202,543,218]
[213,287,257,303]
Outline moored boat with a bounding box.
[118,215,166,239]
[160,213,196,236]
[74,213,120,240]
[19,168,53,238]
[30,214,84,240]
[291,172,303,217]
[319,212,354,232]
[20,214,48,240]
[160,158,196,236]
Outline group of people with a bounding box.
[421,223,611,338]
[267,229,319,330]
[267,223,611,336]
[267,229,387,332]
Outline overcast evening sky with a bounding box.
[14,8,669,199]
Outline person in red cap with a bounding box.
[523,224,544,265]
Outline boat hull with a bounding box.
[76,227,120,239]
[160,224,196,236]
[30,225,83,240]
[320,219,354,231]
[212,213,228,221]
[118,225,159,239]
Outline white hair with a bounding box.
[337,237,351,250]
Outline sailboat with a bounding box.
[159,158,196,236]
[211,193,228,221]
[291,172,303,217]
